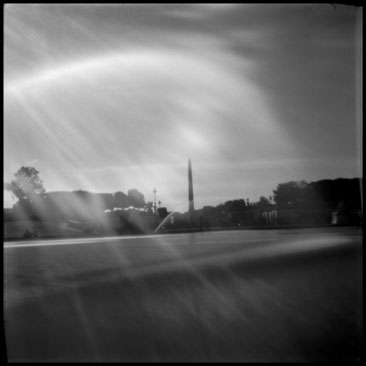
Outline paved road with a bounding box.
[4,228,362,362]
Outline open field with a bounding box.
[4,227,362,362]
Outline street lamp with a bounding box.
[153,188,157,215]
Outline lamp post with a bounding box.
[153,188,157,215]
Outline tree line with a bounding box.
[4,167,149,222]
[4,166,362,227]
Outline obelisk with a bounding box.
[188,158,195,225]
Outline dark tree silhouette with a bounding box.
[257,196,271,209]
[114,191,129,208]
[128,189,145,208]
[310,178,362,210]
[157,207,168,219]
[273,180,309,208]
[5,166,45,202]
[223,199,246,212]
[98,193,114,211]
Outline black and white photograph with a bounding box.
[4,3,362,362]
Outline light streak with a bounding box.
[4,233,183,249]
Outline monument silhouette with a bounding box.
[188,158,195,226]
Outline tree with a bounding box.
[309,178,362,210]
[273,180,309,208]
[4,166,45,202]
[114,191,129,209]
[98,193,114,211]
[127,189,145,208]
[157,207,168,219]
[257,196,271,209]
[224,199,246,212]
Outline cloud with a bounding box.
[4,4,361,209]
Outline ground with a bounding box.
[4,227,362,362]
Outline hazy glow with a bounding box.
[181,127,209,150]
[6,50,184,93]
[4,4,360,210]
[4,46,293,209]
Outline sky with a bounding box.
[4,4,362,211]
